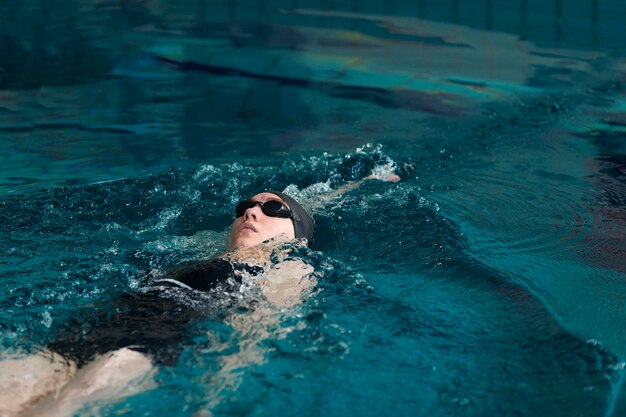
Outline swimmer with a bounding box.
[0,168,399,417]
[0,190,317,417]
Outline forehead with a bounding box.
[249,192,288,206]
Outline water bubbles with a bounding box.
[452,397,470,406]
[193,164,220,182]
[185,188,202,203]
[153,184,166,195]
[155,207,182,228]
[41,311,52,328]
[287,181,333,200]
[105,246,119,256]
[370,162,398,181]
[132,206,183,238]
[355,143,382,154]
[141,229,227,272]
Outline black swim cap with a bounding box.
[267,191,314,245]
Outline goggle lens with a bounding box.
[235,199,293,219]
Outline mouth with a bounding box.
[240,223,257,233]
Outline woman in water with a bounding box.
[0,190,318,417]
[0,169,399,417]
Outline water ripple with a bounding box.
[434,170,613,268]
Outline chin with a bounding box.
[229,237,260,250]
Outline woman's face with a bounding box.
[228,193,295,249]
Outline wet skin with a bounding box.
[228,193,295,250]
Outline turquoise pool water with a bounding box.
[1,1,625,416]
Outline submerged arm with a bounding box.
[258,259,316,308]
[202,259,315,412]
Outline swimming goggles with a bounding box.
[235,199,293,219]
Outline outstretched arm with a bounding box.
[305,163,401,213]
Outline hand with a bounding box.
[366,164,401,183]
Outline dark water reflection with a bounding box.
[1,0,624,191]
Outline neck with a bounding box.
[223,236,303,266]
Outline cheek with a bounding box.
[229,219,241,239]
[281,220,295,239]
[262,219,294,240]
